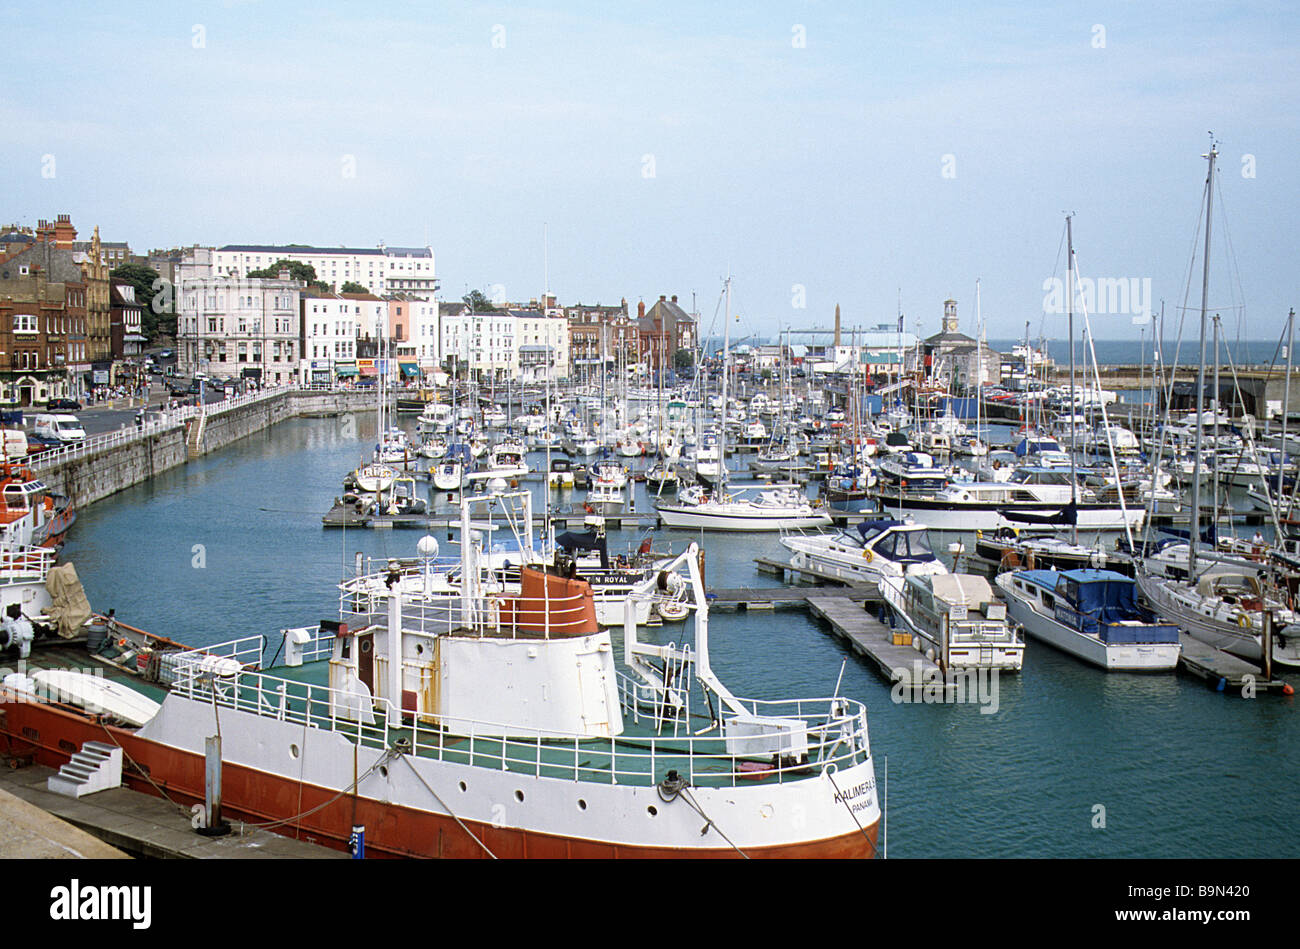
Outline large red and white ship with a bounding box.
[0,490,881,858]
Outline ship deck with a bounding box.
[8,639,869,791]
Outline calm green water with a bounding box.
[61,414,1299,858]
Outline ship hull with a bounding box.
[1,692,880,859]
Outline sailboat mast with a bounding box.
[1190,141,1217,577]
[719,276,731,492]
[1066,215,1078,543]
[1282,309,1295,510]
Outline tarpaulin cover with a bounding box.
[45,562,92,639]
[556,531,609,569]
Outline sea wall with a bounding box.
[33,389,377,508]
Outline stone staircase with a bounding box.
[46,741,123,798]
[186,413,206,459]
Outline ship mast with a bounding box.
[1066,214,1078,544]
[1189,138,1217,578]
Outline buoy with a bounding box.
[1215,677,1227,692]
[1282,683,1294,696]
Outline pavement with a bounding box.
[0,760,345,859]
[0,784,128,859]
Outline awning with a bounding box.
[336,368,359,377]
[359,366,378,377]
[400,363,420,378]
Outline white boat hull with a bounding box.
[998,578,1180,671]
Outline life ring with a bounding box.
[1235,611,1252,630]
[862,549,874,562]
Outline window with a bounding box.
[13,315,36,334]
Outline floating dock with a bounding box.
[805,594,956,697]
[1175,633,1292,694]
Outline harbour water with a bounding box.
[63,414,1299,858]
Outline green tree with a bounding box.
[673,348,694,370]
[339,281,368,294]
[110,263,166,342]
[248,258,330,294]
[462,289,498,312]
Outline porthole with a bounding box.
[361,639,372,654]
[289,744,300,759]
[458,780,467,792]
[647,805,658,817]
[577,799,587,811]
[514,790,524,802]
[379,765,388,778]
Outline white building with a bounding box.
[437,307,569,383]
[211,243,437,299]
[177,259,302,385]
[300,294,359,384]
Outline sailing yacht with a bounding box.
[656,278,830,531]
[1133,140,1300,669]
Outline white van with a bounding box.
[0,428,27,460]
[33,414,86,443]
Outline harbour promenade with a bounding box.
[29,387,377,508]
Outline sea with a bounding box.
[60,413,1299,859]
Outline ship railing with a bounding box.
[169,659,871,788]
[338,584,601,641]
[0,543,56,579]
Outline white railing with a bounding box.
[0,544,57,580]
[166,654,872,789]
[26,386,332,470]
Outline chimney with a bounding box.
[659,295,666,302]
[637,301,646,319]
[671,295,677,304]
[278,269,290,280]
[834,303,841,348]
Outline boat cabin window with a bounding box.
[2,484,29,510]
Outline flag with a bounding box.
[897,314,904,333]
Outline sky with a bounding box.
[4,1,1298,344]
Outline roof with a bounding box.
[218,244,385,256]
[926,573,995,607]
[1018,568,1131,588]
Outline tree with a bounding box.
[110,263,166,342]
[248,258,330,294]
[673,348,695,370]
[339,281,368,294]
[462,289,498,312]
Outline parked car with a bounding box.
[45,398,82,411]
[25,433,62,454]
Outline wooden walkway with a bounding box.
[1176,633,1292,694]
[805,594,954,696]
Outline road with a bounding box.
[29,383,230,437]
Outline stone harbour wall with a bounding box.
[34,389,379,508]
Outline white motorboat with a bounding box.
[880,572,1024,671]
[998,568,1181,671]
[781,518,947,585]
[656,485,831,532]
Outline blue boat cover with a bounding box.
[1019,568,1178,643]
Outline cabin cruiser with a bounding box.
[781,519,946,585]
[880,572,1024,671]
[656,484,831,531]
[998,568,1181,671]
[877,467,1145,532]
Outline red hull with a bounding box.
[0,698,879,859]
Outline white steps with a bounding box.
[46,741,122,798]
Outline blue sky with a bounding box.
[4,1,1297,343]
